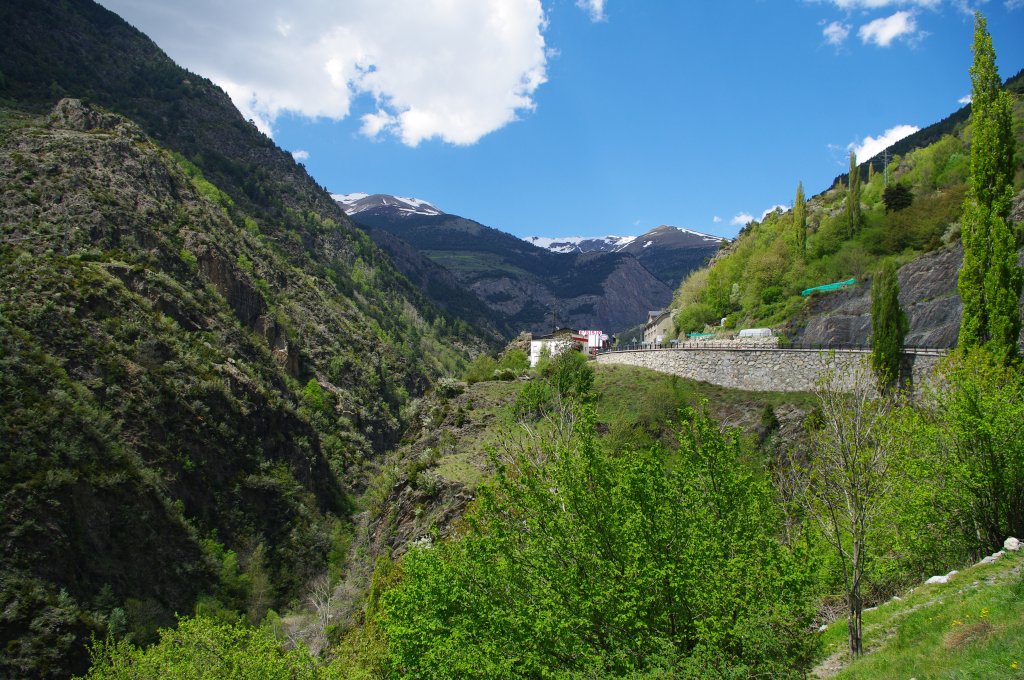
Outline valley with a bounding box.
[1,1,1023,678]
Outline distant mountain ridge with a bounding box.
[523,234,637,253]
[336,194,679,334]
[334,192,443,217]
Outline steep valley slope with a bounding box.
[0,0,489,676]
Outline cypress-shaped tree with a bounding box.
[957,12,1021,363]
[846,152,862,238]
[870,260,908,391]
[793,181,807,259]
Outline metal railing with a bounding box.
[596,341,950,356]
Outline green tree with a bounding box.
[793,361,895,658]
[882,183,913,213]
[78,615,331,679]
[957,12,1021,364]
[870,260,909,391]
[846,152,862,238]
[936,349,1024,550]
[793,180,807,259]
[379,404,817,677]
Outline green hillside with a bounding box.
[0,0,489,676]
[817,547,1024,678]
[670,70,1024,338]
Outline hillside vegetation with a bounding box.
[0,0,489,675]
[670,70,1024,338]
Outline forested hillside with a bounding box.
[0,0,488,676]
[669,70,1024,341]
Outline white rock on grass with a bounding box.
[925,570,958,585]
[978,551,1005,565]
[1004,536,1020,552]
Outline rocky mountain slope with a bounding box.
[0,1,486,676]
[526,225,725,289]
[339,194,674,334]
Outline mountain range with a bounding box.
[336,194,723,334]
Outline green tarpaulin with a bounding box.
[801,278,856,296]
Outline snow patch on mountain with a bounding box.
[333,192,443,217]
[523,235,636,253]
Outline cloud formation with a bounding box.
[823,21,852,45]
[849,124,920,161]
[576,0,607,21]
[731,213,754,226]
[291,150,310,161]
[100,0,549,146]
[858,11,919,46]
[958,94,972,105]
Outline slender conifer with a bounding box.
[957,12,1021,363]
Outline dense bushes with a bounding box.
[377,361,818,678]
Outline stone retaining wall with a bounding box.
[596,347,944,393]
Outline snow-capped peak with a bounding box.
[332,192,443,217]
[523,235,636,254]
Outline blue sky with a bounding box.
[102,0,1023,239]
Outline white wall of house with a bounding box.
[529,338,574,367]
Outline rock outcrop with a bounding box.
[793,242,1024,348]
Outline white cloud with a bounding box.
[713,215,722,223]
[823,21,852,45]
[576,0,606,21]
[958,94,972,105]
[291,149,310,161]
[858,11,919,46]
[1007,0,1024,9]
[849,124,920,161]
[99,0,549,146]
[731,213,754,226]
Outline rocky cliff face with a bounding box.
[793,242,1024,348]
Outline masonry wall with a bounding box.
[595,347,944,393]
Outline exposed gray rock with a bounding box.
[794,242,1024,348]
[1005,536,1021,552]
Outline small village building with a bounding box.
[577,329,610,352]
[529,328,588,367]
[643,310,674,344]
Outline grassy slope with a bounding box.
[816,549,1024,679]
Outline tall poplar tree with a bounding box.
[846,152,862,238]
[870,260,908,391]
[793,181,807,259]
[957,12,1021,363]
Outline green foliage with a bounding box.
[498,348,529,374]
[378,404,818,678]
[846,152,863,238]
[870,261,908,391]
[935,350,1024,549]
[793,181,807,259]
[881,183,913,213]
[957,12,1022,363]
[78,615,333,679]
[463,353,498,384]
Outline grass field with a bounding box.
[816,548,1024,679]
